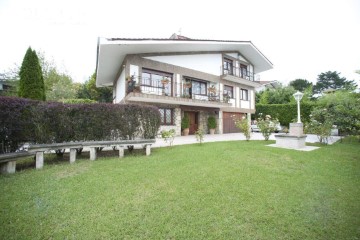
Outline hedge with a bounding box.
[254,103,315,127]
[0,97,160,153]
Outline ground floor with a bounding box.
[157,105,251,136]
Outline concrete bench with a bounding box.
[28,139,156,169]
[0,152,36,174]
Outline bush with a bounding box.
[257,114,279,141]
[0,97,161,153]
[207,116,217,129]
[181,114,190,129]
[195,128,204,144]
[235,117,251,141]
[255,103,315,127]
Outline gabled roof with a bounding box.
[96,36,273,87]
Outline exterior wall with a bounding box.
[159,108,181,136]
[218,111,223,134]
[115,70,126,103]
[144,54,222,76]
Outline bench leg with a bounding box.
[36,152,44,169]
[90,147,97,161]
[118,146,124,158]
[146,144,151,156]
[70,148,77,164]
[0,161,16,174]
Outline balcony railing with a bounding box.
[220,66,254,81]
[127,77,231,104]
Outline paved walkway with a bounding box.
[152,132,341,148]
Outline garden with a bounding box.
[0,139,359,239]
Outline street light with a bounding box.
[293,91,304,123]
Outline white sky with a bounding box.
[0,0,359,85]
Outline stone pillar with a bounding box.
[69,148,77,164]
[217,111,223,134]
[146,145,151,156]
[1,161,16,174]
[118,146,124,158]
[90,147,97,161]
[289,123,304,136]
[36,152,44,169]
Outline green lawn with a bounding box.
[1,140,359,239]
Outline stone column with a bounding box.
[146,145,151,156]
[289,123,304,136]
[1,161,16,174]
[36,152,44,169]
[69,148,77,164]
[89,147,97,161]
[118,146,124,158]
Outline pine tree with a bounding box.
[18,47,46,100]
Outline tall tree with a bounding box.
[289,79,313,92]
[313,71,357,94]
[18,47,45,100]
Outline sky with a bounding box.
[0,0,359,86]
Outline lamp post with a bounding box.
[293,91,304,123]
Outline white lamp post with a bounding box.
[293,91,304,123]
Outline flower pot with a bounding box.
[183,128,189,136]
[209,129,215,135]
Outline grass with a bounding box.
[0,139,359,239]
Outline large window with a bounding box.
[159,108,173,125]
[223,85,234,98]
[241,89,249,101]
[223,58,233,75]
[240,64,248,78]
[192,80,207,95]
[142,69,172,96]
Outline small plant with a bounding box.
[195,128,204,144]
[161,129,176,146]
[235,116,251,141]
[208,85,217,93]
[207,116,217,130]
[257,114,279,141]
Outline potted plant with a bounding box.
[207,116,217,134]
[223,93,230,103]
[181,113,190,136]
[183,81,192,88]
[208,85,217,94]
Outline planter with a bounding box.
[183,128,190,136]
[209,129,215,135]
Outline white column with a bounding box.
[36,152,44,169]
[90,148,97,161]
[146,145,151,156]
[118,146,124,158]
[70,148,77,164]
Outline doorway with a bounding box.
[185,111,198,135]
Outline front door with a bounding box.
[186,111,198,135]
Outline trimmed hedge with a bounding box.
[0,97,160,153]
[254,103,315,127]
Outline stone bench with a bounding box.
[0,152,36,174]
[0,139,156,174]
[28,139,156,169]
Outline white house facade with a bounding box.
[96,34,273,136]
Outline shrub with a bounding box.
[235,116,251,141]
[195,128,204,144]
[161,129,176,146]
[255,103,315,127]
[0,97,161,153]
[181,114,190,129]
[257,114,279,141]
[305,108,333,144]
[207,116,217,129]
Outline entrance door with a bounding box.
[186,111,198,135]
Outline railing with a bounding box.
[220,66,254,81]
[127,76,231,104]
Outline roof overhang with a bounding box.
[96,38,273,87]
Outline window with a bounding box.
[241,89,249,101]
[159,108,173,125]
[223,58,233,75]
[223,85,233,98]
[142,69,172,96]
[240,64,247,78]
[192,80,207,95]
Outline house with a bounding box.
[255,80,280,92]
[96,34,273,136]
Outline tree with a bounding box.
[313,71,357,94]
[76,72,112,102]
[18,47,46,100]
[289,79,313,92]
[263,85,296,104]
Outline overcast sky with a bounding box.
[0,0,359,86]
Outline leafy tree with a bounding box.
[77,72,112,102]
[313,71,357,94]
[264,86,296,104]
[289,79,313,92]
[18,47,46,100]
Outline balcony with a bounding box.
[125,77,231,108]
[220,66,260,87]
